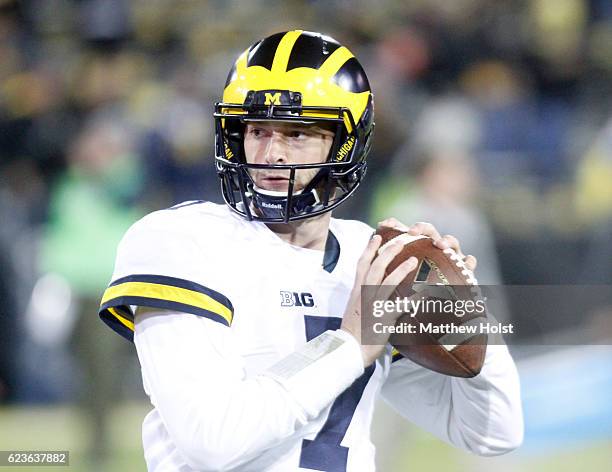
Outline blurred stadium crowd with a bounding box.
[0,0,611,467]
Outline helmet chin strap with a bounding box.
[248,184,321,220]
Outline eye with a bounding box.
[289,129,314,140]
[248,127,264,137]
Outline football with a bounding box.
[376,226,487,377]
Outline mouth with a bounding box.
[258,175,290,191]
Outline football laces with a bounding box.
[442,247,478,286]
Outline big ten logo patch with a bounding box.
[280,291,315,308]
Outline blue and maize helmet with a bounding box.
[214,30,374,223]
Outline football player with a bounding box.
[99,30,523,471]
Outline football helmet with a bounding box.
[214,30,374,222]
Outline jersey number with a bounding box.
[299,316,375,472]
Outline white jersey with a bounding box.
[99,201,523,472]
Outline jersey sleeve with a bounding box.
[381,344,524,456]
[135,310,364,471]
[98,210,234,342]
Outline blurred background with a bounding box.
[0,0,610,470]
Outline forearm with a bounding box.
[382,344,523,456]
[446,344,523,454]
[135,311,363,470]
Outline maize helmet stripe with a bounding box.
[223,67,369,131]
[319,46,354,78]
[272,30,303,73]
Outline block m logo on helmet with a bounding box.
[264,92,282,105]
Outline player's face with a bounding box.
[243,122,335,192]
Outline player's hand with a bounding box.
[378,218,477,271]
[340,234,418,367]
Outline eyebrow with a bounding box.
[247,123,335,136]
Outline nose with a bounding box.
[263,131,288,164]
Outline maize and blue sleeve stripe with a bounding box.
[99,274,234,342]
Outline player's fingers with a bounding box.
[464,255,478,271]
[355,235,382,283]
[378,217,410,232]
[365,239,405,285]
[375,257,417,317]
[386,255,418,281]
[434,234,462,254]
[376,257,419,321]
[378,217,399,227]
[407,221,441,241]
